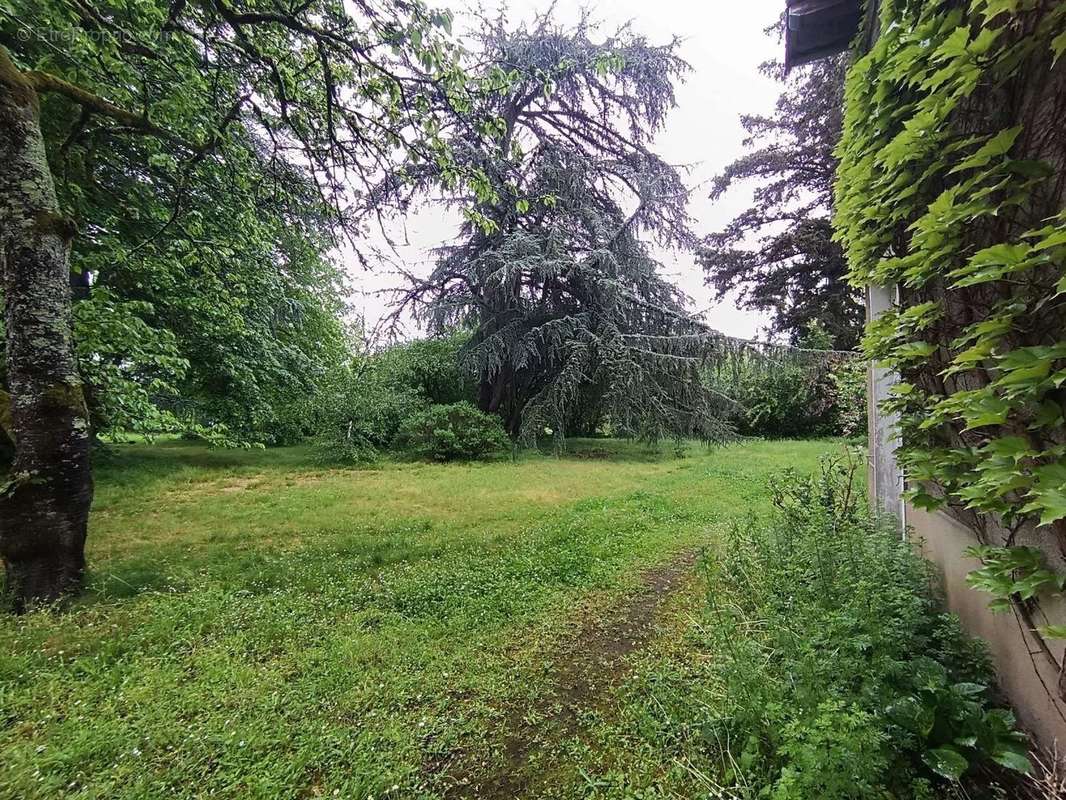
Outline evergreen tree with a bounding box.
[698,55,863,350]
[393,10,742,443]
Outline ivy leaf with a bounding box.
[1038,625,1066,639]
[1052,29,1066,64]
[935,26,972,61]
[949,126,1022,173]
[894,341,938,361]
[1031,400,1064,429]
[982,436,1031,460]
[1010,569,1060,600]
[923,746,968,780]
[946,339,994,374]
[961,394,1010,429]
[988,597,1013,613]
[950,242,1035,287]
[978,0,1021,19]
[1021,463,1066,526]
[1031,227,1066,251]
[968,26,1000,56]
[906,488,945,511]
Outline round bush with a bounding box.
[394,402,509,462]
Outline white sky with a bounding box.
[346,0,785,342]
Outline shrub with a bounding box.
[315,374,424,464]
[715,359,835,438]
[373,333,472,407]
[315,333,473,463]
[827,355,867,439]
[700,453,1030,798]
[708,355,867,440]
[705,321,866,439]
[393,402,509,462]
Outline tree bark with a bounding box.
[0,47,93,611]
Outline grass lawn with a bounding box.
[0,438,838,799]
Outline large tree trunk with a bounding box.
[0,48,93,611]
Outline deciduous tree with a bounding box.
[0,0,470,609]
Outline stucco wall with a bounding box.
[909,505,1066,750]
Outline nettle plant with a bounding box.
[835,0,1066,681]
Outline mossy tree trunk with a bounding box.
[0,47,93,611]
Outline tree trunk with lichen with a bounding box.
[0,47,93,611]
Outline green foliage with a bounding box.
[72,289,189,438]
[828,355,868,438]
[699,456,1030,797]
[834,0,1066,630]
[966,545,1066,618]
[389,11,749,444]
[709,357,836,438]
[374,334,473,408]
[707,327,865,439]
[394,402,509,462]
[2,0,490,446]
[316,334,474,463]
[317,379,422,464]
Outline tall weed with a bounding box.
[701,452,1029,798]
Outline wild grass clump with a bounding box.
[701,452,1030,799]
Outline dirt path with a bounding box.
[440,549,700,799]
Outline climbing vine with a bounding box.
[834,0,1066,696]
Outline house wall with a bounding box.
[866,278,1066,749]
[849,0,1066,758]
[909,505,1066,750]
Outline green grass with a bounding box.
[0,438,837,799]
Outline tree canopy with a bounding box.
[3,0,479,445]
[698,55,863,350]
[389,10,742,443]
[0,0,478,606]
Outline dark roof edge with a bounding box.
[783,0,879,72]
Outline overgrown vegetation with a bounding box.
[311,328,864,462]
[702,457,1030,797]
[550,457,1032,800]
[1,0,1054,795]
[315,333,474,463]
[835,0,1066,691]
[707,326,866,439]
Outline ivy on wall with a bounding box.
[834,0,1066,692]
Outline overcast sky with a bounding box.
[346,0,785,341]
